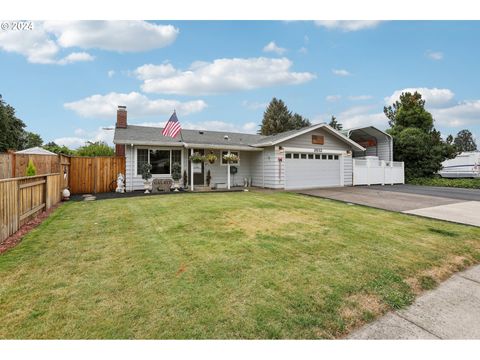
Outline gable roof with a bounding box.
[252,123,366,151]
[15,147,57,155]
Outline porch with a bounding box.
[186,147,261,191]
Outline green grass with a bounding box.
[0,192,479,339]
[408,177,480,189]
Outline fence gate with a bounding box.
[68,156,126,194]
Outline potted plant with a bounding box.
[189,152,205,163]
[171,162,182,192]
[141,163,153,193]
[205,152,217,164]
[222,153,239,163]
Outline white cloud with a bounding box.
[348,95,373,101]
[107,70,115,78]
[385,87,455,108]
[43,21,179,52]
[332,69,351,76]
[135,57,316,95]
[64,92,207,119]
[314,21,383,32]
[0,21,178,64]
[55,126,115,148]
[326,95,341,102]
[263,41,287,55]
[432,100,480,127]
[426,50,444,61]
[242,100,268,110]
[57,52,94,65]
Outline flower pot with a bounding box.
[144,181,152,194]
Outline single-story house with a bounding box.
[113,106,402,191]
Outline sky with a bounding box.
[0,20,479,148]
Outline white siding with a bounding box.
[343,155,353,186]
[250,151,264,187]
[262,146,283,189]
[125,145,185,191]
[203,150,253,187]
[281,128,353,152]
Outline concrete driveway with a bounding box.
[348,265,480,339]
[298,186,480,226]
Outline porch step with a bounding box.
[193,185,212,192]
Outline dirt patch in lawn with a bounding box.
[339,293,389,335]
[0,204,62,255]
[406,255,473,294]
[221,208,319,237]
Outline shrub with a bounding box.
[141,163,152,182]
[408,177,480,189]
[183,170,188,188]
[26,159,36,176]
[171,162,182,181]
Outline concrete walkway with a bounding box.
[404,201,480,227]
[348,265,480,339]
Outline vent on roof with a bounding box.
[224,135,229,140]
[199,131,204,135]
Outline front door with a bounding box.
[190,149,205,185]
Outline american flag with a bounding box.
[162,111,182,138]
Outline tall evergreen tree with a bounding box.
[453,129,477,152]
[328,115,343,130]
[384,91,455,179]
[259,98,311,135]
[0,95,27,152]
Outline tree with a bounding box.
[384,92,433,134]
[76,141,115,156]
[0,95,44,151]
[453,129,477,152]
[43,141,75,155]
[0,95,27,152]
[259,98,311,135]
[385,91,456,179]
[328,115,343,130]
[290,113,311,129]
[25,159,37,176]
[21,132,43,149]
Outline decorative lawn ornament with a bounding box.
[62,188,70,201]
[115,173,125,193]
[171,162,182,192]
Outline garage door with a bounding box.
[285,152,341,189]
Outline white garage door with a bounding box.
[285,152,341,189]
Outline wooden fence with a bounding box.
[0,152,61,179]
[0,173,62,243]
[0,154,125,195]
[68,156,125,194]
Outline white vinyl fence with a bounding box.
[353,158,404,186]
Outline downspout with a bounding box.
[190,148,194,191]
[227,150,231,190]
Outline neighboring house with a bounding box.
[113,106,403,191]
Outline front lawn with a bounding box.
[408,177,480,189]
[0,192,479,339]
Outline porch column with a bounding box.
[227,150,231,190]
[190,148,194,191]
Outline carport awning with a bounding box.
[346,126,391,145]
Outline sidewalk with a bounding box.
[348,265,480,339]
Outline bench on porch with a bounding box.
[152,179,173,193]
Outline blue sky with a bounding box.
[1,20,479,147]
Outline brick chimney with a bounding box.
[116,105,127,128]
[115,105,127,157]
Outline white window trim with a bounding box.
[136,147,183,176]
[220,150,240,166]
